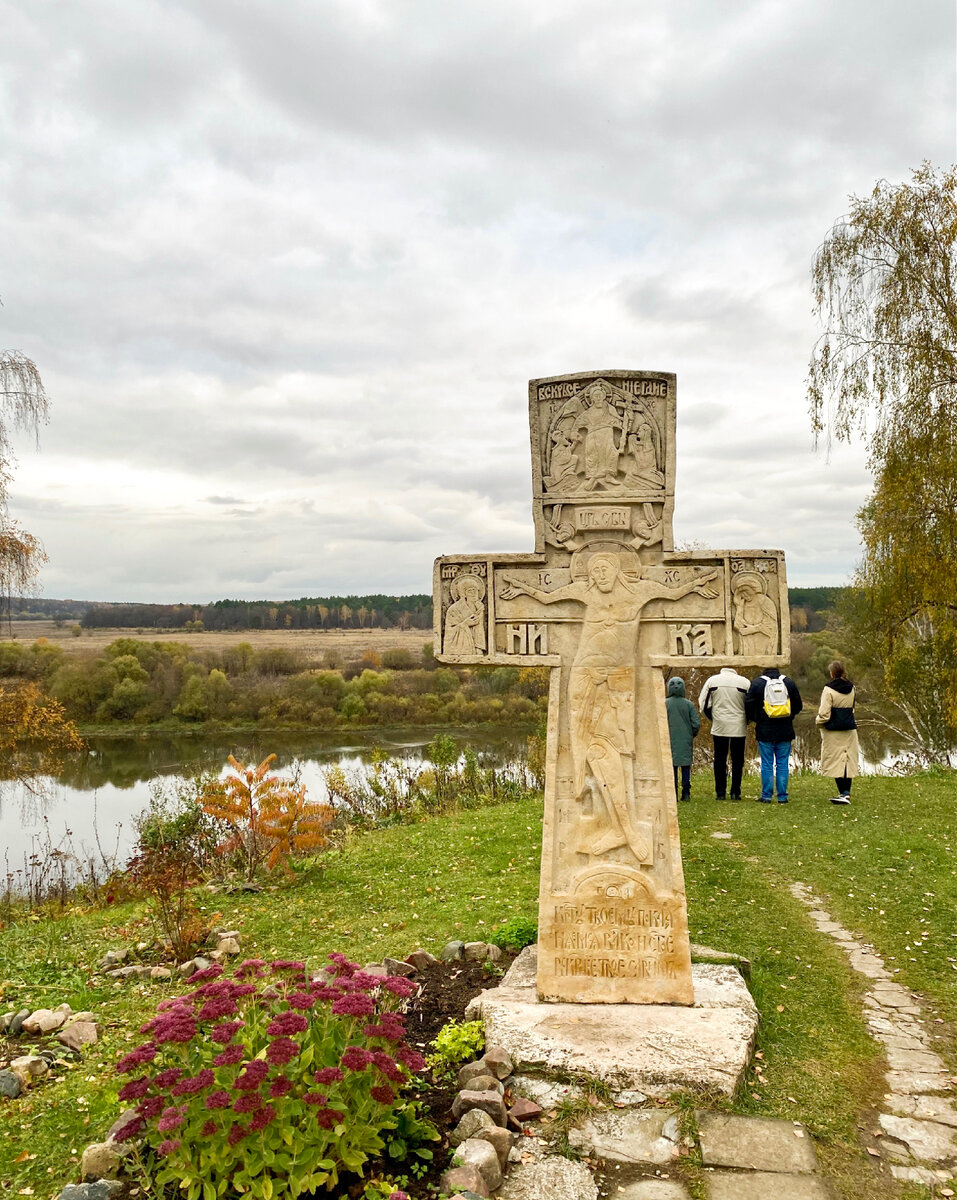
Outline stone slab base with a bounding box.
[465,947,757,1098]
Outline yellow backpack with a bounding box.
[762,675,791,718]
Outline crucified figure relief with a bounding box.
[501,553,718,862]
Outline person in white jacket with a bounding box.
[698,666,750,800]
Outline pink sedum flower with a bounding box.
[249,1105,276,1132]
[266,1012,308,1037]
[213,1045,245,1067]
[313,1067,344,1085]
[331,993,375,1018]
[117,1076,150,1101]
[158,1139,181,1156]
[157,1105,187,1133]
[227,1122,248,1146]
[234,1061,269,1090]
[340,1046,372,1071]
[211,1020,244,1044]
[265,1037,299,1066]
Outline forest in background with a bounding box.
[8,586,842,633]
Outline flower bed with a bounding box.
[114,955,422,1199]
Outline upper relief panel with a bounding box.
[529,371,677,554]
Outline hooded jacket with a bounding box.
[666,676,700,766]
[745,668,803,742]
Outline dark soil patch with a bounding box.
[331,954,516,1199]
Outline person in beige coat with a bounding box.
[815,661,860,805]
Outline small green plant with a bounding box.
[383,1099,440,1177]
[360,1181,411,1200]
[427,1019,485,1073]
[489,914,537,952]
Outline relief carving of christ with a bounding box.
[501,551,717,862]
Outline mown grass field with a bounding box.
[1,770,955,1198]
[0,622,432,659]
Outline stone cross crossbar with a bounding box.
[434,371,789,1004]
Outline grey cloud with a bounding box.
[0,0,952,600]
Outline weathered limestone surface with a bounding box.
[705,1173,836,1200]
[696,1112,817,1173]
[435,370,789,1004]
[467,950,758,1096]
[877,1113,957,1162]
[617,1183,691,1200]
[567,1108,678,1163]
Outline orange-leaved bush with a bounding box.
[200,754,333,880]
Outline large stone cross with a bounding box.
[434,371,789,1005]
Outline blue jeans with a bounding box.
[758,740,791,801]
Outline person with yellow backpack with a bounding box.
[745,668,803,803]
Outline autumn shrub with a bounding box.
[113,955,425,1199]
[199,755,333,880]
[126,790,218,958]
[126,844,210,961]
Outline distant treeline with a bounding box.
[80,595,434,631]
[788,587,846,633]
[9,586,847,633]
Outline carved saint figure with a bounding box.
[444,574,487,655]
[622,421,664,490]
[732,572,778,656]
[575,383,623,490]
[501,553,718,861]
[543,428,580,492]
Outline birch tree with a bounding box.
[809,164,957,758]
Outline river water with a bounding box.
[0,727,529,881]
[0,711,905,886]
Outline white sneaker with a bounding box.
[830,796,850,805]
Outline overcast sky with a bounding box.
[2,0,954,602]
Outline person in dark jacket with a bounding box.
[666,676,700,801]
[745,668,803,803]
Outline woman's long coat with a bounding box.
[816,684,861,778]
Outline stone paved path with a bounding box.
[790,880,957,1189]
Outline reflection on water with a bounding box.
[0,727,530,872]
[0,710,915,882]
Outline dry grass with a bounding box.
[1,621,433,659]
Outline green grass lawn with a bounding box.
[2,770,956,1198]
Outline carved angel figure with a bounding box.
[443,575,487,655]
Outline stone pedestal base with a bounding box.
[465,947,758,1098]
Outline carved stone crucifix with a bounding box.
[434,371,789,1004]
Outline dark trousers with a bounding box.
[835,776,853,796]
[712,735,745,797]
[673,765,691,798]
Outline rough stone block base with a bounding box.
[466,947,757,1098]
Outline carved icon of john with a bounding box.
[501,548,718,861]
